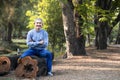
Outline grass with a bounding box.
[0,39,27,56]
[0,39,65,58]
[12,39,28,50]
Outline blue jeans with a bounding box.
[20,48,52,72]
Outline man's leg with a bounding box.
[20,48,36,58]
[18,48,36,63]
[37,49,53,76]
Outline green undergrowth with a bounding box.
[0,39,65,58]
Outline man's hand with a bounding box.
[29,39,35,42]
[39,40,44,44]
[17,58,22,64]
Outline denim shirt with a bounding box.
[26,29,48,50]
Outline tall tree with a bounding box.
[115,22,120,44]
[94,0,120,49]
[0,0,31,42]
[94,0,112,49]
[73,0,86,55]
[60,0,86,58]
[0,0,17,42]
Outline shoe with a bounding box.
[48,72,53,76]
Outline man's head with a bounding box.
[34,18,43,31]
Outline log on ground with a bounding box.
[0,55,20,76]
[0,56,11,76]
[15,56,38,78]
[15,55,48,78]
[31,56,47,76]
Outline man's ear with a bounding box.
[42,23,44,26]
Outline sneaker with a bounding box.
[48,72,53,76]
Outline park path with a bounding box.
[39,46,120,80]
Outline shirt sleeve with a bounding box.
[26,31,40,48]
[40,31,49,48]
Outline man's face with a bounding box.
[34,21,43,31]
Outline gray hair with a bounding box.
[34,18,43,23]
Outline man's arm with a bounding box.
[39,31,48,48]
[26,32,40,47]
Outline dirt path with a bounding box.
[0,46,120,80]
[39,46,120,80]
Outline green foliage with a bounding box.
[99,17,108,22]
[0,41,19,51]
[12,39,27,49]
[73,0,96,36]
[94,0,120,25]
[109,22,120,43]
[13,0,31,37]
[73,0,120,39]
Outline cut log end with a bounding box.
[15,56,38,78]
[0,56,11,76]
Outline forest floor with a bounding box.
[0,45,120,80]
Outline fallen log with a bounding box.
[31,56,47,76]
[0,55,20,76]
[8,55,20,70]
[0,56,11,76]
[0,53,52,78]
[15,56,38,78]
[15,56,48,78]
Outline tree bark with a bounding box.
[74,0,86,55]
[95,0,112,49]
[0,1,16,42]
[60,0,86,58]
[95,21,108,49]
[7,22,13,42]
[115,23,120,44]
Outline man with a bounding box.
[18,18,53,76]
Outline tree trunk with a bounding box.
[1,22,13,42]
[1,1,15,42]
[87,34,91,46]
[95,0,112,49]
[1,26,7,41]
[95,22,108,49]
[7,22,13,42]
[60,0,86,58]
[74,0,86,55]
[115,22,120,44]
